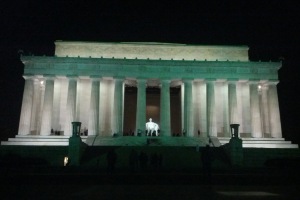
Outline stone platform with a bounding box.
[219,137,299,148]
[1,135,298,148]
[0,135,88,146]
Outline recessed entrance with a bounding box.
[123,86,181,135]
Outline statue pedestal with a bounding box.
[228,137,243,167]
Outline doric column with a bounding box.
[268,81,282,138]
[136,79,147,135]
[18,76,34,135]
[183,79,193,136]
[181,82,185,134]
[88,76,101,135]
[40,76,55,135]
[228,80,238,124]
[206,80,217,137]
[249,81,262,137]
[261,84,270,135]
[64,76,77,136]
[30,78,41,135]
[222,81,230,137]
[160,79,171,136]
[113,78,124,135]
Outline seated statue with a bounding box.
[145,118,159,136]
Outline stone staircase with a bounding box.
[86,136,209,147]
[1,135,88,146]
[1,135,298,149]
[218,137,298,148]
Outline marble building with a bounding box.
[18,41,282,139]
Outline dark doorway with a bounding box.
[123,86,181,135]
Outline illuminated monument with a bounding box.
[5,41,297,148]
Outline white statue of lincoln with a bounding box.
[145,118,159,136]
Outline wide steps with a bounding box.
[219,137,298,148]
[86,136,209,147]
[1,135,298,148]
[1,135,87,146]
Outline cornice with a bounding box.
[21,56,281,81]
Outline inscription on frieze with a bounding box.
[185,67,193,73]
[228,68,237,73]
[68,64,78,70]
[139,66,147,72]
[250,68,258,74]
[258,68,269,74]
[237,68,250,73]
[207,68,215,73]
[269,68,277,73]
[161,67,170,72]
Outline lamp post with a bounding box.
[72,121,81,136]
[68,121,83,166]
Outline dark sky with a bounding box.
[1,0,300,143]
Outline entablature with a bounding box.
[21,56,281,81]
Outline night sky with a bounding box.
[1,0,299,143]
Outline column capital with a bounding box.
[160,79,171,84]
[42,75,56,80]
[193,79,205,83]
[227,78,239,84]
[66,75,78,81]
[248,80,260,85]
[33,78,41,84]
[136,78,147,84]
[159,79,170,88]
[182,79,193,84]
[267,81,279,85]
[23,75,35,80]
[113,76,125,80]
[136,77,147,81]
[90,75,102,80]
[205,78,216,83]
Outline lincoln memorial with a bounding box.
[15,40,284,142]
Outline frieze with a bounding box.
[185,67,193,73]
[269,68,278,73]
[228,68,237,73]
[139,66,148,72]
[250,68,258,74]
[162,67,170,72]
[194,68,207,73]
[207,68,215,73]
[68,64,78,70]
[258,68,269,74]
[237,68,250,73]
[22,56,281,80]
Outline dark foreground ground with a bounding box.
[1,166,299,200]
